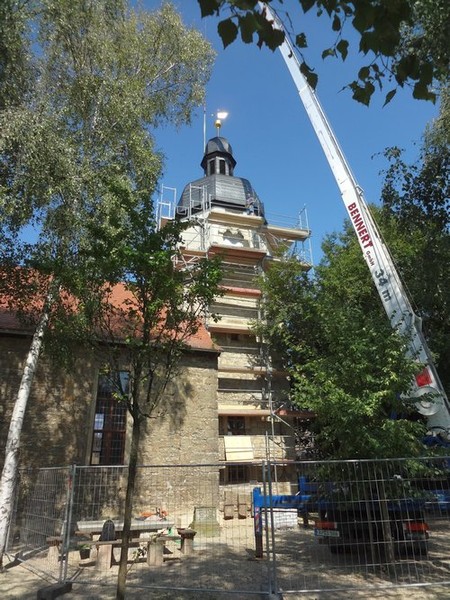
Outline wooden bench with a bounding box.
[144,530,196,564]
[78,538,141,569]
[146,535,182,566]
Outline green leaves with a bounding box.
[1,0,217,379]
[380,105,450,392]
[197,0,446,105]
[349,80,373,106]
[300,0,316,12]
[238,12,259,43]
[1,1,215,243]
[336,39,349,61]
[198,0,221,17]
[258,205,433,459]
[214,3,285,51]
[218,18,238,48]
[0,0,37,103]
[295,33,308,49]
[383,88,397,107]
[331,14,341,32]
[300,61,318,90]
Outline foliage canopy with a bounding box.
[197,0,450,105]
[0,3,219,589]
[259,228,425,460]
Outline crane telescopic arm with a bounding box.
[259,2,450,436]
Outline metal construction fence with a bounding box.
[6,457,450,598]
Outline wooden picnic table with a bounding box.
[75,518,178,569]
[76,517,197,570]
[76,518,175,540]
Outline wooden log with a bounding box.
[96,543,114,570]
[146,538,164,567]
[46,536,62,562]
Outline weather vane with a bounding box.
[215,110,228,135]
[203,108,229,150]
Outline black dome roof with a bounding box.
[177,136,264,218]
[205,136,233,156]
[178,174,263,216]
[200,136,236,172]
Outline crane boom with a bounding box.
[260,3,450,436]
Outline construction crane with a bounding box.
[260,2,450,440]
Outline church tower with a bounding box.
[163,134,312,487]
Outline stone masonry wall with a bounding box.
[0,335,97,469]
[135,351,220,516]
[0,334,220,523]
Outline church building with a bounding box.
[0,134,313,499]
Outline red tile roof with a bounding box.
[0,279,218,353]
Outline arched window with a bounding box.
[218,158,227,175]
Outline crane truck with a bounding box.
[250,3,448,559]
[259,2,449,440]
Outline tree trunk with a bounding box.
[0,307,50,567]
[116,416,141,600]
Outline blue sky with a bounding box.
[147,1,438,264]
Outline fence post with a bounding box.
[60,465,76,583]
[266,460,280,597]
[253,491,263,559]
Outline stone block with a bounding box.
[189,506,220,537]
[223,491,236,519]
[238,493,249,518]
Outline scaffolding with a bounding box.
[157,182,313,487]
[157,184,313,267]
[156,184,176,229]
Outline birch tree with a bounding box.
[0,0,214,565]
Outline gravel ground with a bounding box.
[2,516,450,599]
[1,559,450,600]
[2,561,450,600]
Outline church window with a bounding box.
[220,464,248,484]
[218,158,226,174]
[227,416,246,435]
[90,372,129,465]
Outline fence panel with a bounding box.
[68,463,270,597]
[269,457,450,595]
[6,458,450,597]
[7,466,72,581]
